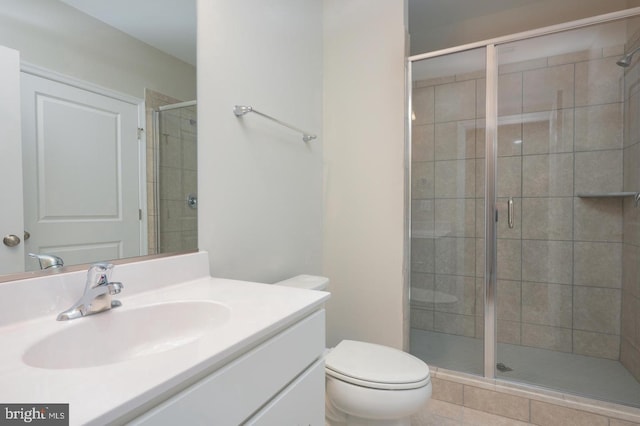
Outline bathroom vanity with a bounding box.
[0,252,329,425]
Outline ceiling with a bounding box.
[408,0,543,30]
[407,0,549,54]
[55,0,628,72]
[55,0,542,69]
[58,0,197,66]
[411,18,628,81]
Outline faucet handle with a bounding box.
[85,262,114,288]
[89,262,113,271]
[108,282,124,295]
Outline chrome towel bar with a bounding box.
[233,105,317,142]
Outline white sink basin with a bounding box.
[23,301,231,369]
[0,252,330,425]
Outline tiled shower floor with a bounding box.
[410,329,640,408]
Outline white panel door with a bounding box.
[0,45,25,274]
[21,73,141,269]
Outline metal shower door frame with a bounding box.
[406,5,640,380]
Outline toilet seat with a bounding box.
[325,340,430,391]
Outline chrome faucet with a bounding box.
[57,263,124,321]
[29,252,64,270]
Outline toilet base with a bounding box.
[325,384,418,426]
[326,416,410,426]
[325,375,431,426]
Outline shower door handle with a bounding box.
[507,197,514,229]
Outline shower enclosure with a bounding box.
[409,9,640,408]
[150,101,198,255]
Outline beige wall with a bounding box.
[0,0,196,101]
[323,0,407,348]
[411,0,640,55]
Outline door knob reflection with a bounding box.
[3,234,21,247]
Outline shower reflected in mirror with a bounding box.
[148,98,198,255]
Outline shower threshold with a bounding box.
[410,328,640,408]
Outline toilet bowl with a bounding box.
[274,275,432,426]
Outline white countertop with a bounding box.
[0,253,329,425]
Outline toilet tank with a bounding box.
[273,275,329,291]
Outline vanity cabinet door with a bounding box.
[246,358,325,426]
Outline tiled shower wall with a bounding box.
[621,18,640,382]
[411,45,628,360]
[144,89,198,255]
[156,106,198,253]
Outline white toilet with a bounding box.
[275,275,432,426]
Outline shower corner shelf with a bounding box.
[577,192,640,206]
[577,192,638,198]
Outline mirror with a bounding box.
[0,0,197,279]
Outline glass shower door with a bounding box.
[409,47,487,376]
[494,18,640,406]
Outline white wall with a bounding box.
[0,0,195,100]
[323,0,407,348]
[197,0,323,283]
[196,0,405,349]
[410,0,640,55]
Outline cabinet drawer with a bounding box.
[130,309,325,426]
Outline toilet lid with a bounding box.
[325,340,430,390]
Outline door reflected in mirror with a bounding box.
[0,0,197,278]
